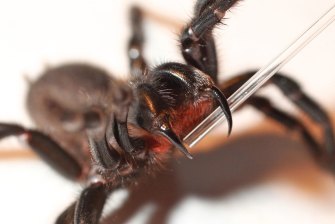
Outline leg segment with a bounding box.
[56,181,110,224]
[74,182,109,224]
[88,129,120,170]
[180,0,239,82]
[0,123,83,180]
[219,71,335,159]
[55,203,76,224]
[128,6,148,78]
[271,74,335,156]
[248,96,321,158]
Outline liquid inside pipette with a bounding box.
[184,4,335,148]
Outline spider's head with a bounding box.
[127,63,231,159]
[128,84,193,159]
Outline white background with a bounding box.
[1,0,335,223]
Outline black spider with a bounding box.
[1,1,334,223]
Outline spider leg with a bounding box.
[74,182,109,224]
[219,71,335,163]
[180,0,239,82]
[112,116,136,153]
[112,104,137,154]
[88,128,121,169]
[128,6,148,78]
[271,74,335,156]
[56,181,110,224]
[88,85,138,167]
[0,123,83,180]
[248,96,321,158]
[108,82,138,154]
[55,202,76,224]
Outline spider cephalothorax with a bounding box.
[129,62,231,155]
[0,1,334,223]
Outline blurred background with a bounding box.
[0,0,335,223]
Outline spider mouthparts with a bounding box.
[211,86,233,136]
[157,124,193,159]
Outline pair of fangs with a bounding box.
[157,86,233,160]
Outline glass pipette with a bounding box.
[184,3,335,148]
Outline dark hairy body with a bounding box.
[0,1,334,223]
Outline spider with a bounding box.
[0,0,334,223]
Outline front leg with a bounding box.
[128,6,148,78]
[56,181,110,224]
[0,123,83,180]
[180,0,240,82]
[219,71,335,168]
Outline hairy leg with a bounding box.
[219,71,335,163]
[56,181,110,224]
[0,123,83,180]
[180,0,240,82]
[128,6,148,78]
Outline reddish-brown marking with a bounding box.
[171,98,215,138]
[148,98,215,154]
[127,97,215,155]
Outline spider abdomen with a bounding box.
[26,63,116,165]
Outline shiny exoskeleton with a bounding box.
[0,1,334,223]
